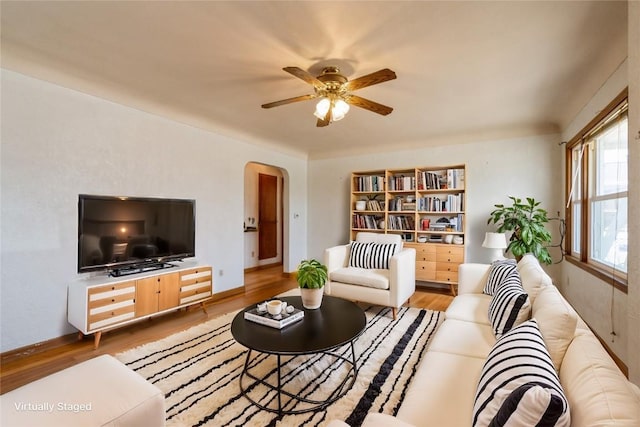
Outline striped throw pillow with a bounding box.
[488,274,530,338]
[368,243,398,269]
[472,319,570,427]
[484,258,517,295]
[348,242,372,268]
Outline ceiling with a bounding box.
[0,1,628,159]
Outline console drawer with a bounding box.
[89,281,136,303]
[180,281,212,305]
[179,267,213,305]
[180,267,212,284]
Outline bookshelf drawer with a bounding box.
[435,251,464,263]
[436,246,464,256]
[435,271,459,283]
[436,262,460,273]
[416,261,436,280]
[412,244,436,261]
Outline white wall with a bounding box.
[243,162,283,268]
[558,58,632,368]
[0,69,308,352]
[307,135,564,270]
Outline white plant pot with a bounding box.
[300,287,324,309]
[355,201,367,211]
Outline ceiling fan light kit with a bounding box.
[313,97,350,122]
[262,66,396,127]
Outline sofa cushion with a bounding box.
[517,253,552,302]
[560,331,640,426]
[427,319,495,359]
[472,319,570,427]
[329,267,390,290]
[483,259,518,295]
[488,278,530,338]
[445,294,492,325]
[398,350,486,427]
[531,285,577,371]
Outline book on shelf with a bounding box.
[352,214,382,229]
[418,168,465,190]
[355,175,385,192]
[244,306,304,329]
[389,174,416,191]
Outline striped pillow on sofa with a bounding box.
[488,273,530,338]
[484,259,518,295]
[472,319,570,427]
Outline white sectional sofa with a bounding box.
[330,254,640,426]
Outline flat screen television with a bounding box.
[78,194,195,275]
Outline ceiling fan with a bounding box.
[261,66,397,127]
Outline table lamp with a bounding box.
[482,232,508,261]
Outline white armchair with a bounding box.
[324,232,416,319]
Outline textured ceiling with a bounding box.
[0,1,628,158]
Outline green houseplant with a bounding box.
[487,196,552,264]
[297,259,328,309]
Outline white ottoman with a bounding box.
[1,355,165,426]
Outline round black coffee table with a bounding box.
[231,295,366,416]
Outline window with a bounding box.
[566,90,628,288]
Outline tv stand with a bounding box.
[68,261,213,348]
[108,262,176,278]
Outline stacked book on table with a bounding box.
[244,306,304,329]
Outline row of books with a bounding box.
[388,175,415,191]
[388,198,416,211]
[354,175,385,192]
[387,215,416,231]
[417,169,465,190]
[362,200,385,211]
[352,214,383,229]
[416,214,464,232]
[417,194,464,212]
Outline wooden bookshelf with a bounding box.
[351,165,466,294]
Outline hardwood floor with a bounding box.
[0,265,452,394]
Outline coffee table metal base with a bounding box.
[239,342,358,417]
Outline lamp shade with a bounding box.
[482,232,507,249]
[313,98,331,119]
[331,99,350,121]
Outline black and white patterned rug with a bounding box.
[116,304,443,427]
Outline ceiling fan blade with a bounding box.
[346,68,397,91]
[261,94,316,109]
[316,118,330,127]
[317,105,331,127]
[344,94,393,116]
[283,66,325,88]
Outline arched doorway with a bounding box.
[243,162,287,274]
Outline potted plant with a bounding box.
[487,196,552,264]
[296,259,328,309]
